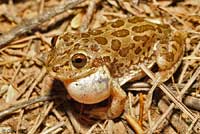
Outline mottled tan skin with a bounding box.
[46,17,186,119]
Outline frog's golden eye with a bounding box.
[71,53,87,69]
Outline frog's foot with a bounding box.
[155,31,186,82]
[87,80,127,120]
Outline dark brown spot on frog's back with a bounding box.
[62,34,70,42]
[119,47,129,57]
[65,41,74,46]
[164,52,174,62]
[132,25,155,33]
[133,35,149,42]
[158,24,171,34]
[81,33,90,38]
[135,47,142,54]
[129,43,135,49]
[94,37,108,45]
[74,43,80,49]
[171,44,178,51]
[128,17,144,24]
[111,20,125,28]
[173,33,183,45]
[111,29,130,37]
[90,44,99,52]
[147,46,151,52]
[92,57,104,67]
[111,39,121,51]
[160,45,168,51]
[81,38,89,43]
[160,24,170,30]
[159,39,168,44]
[89,29,103,35]
[62,33,78,41]
[103,56,111,63]
[157,27,163,33]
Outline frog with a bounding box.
[45,16,186,119]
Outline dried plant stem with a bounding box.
[0,0,85,48]
[184,96,200,111]
[0,95,57,120]
[66,109,86,133]
[125,114,144,134]
[39,121,66,134]
[150,103,175,133]
[139,64,195,121]
[138,93,144,127]
[80,0,96,32]
[28,102,54,134]
[178,43,200,83]
[158,99,188,133]
[140,65,200,132]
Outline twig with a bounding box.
[25,66,47,99]
[144,78,160,111]
[187,117,199,134]
[150,65,200,132]
[39,0,45,15]
[15,67,47,131]
[117,0,142,16]
[0,0,85,48]
[158,98,188,133]
[52,108,75,133]
[80,0,96,32]
[28,102,54,134]
[138,93,144,127]
[66,108,86,133]
[150,103,175,133]
[10,31,62,45]
[184,96,200,111]
[128,92,135,118]
[40,121,66,134]
[179,42,200,84]
[125,114,144,134]
[141,65,200,132]
[127,82,150,91]
[0,95,57,120]
[86,124,98,134]
[179,66,200,97]
[139,64,195,121]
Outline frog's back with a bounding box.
[50,16,185,84]
[73,17,172,78]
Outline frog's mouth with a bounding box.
[63,66,112,104]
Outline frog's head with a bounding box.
[46,32,112,104]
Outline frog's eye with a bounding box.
[71,53,87,69]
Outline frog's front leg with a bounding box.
[155,31,186,82]
[88,80,127,120]
[107,80,127,119]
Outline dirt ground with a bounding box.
[0,0,200,133]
